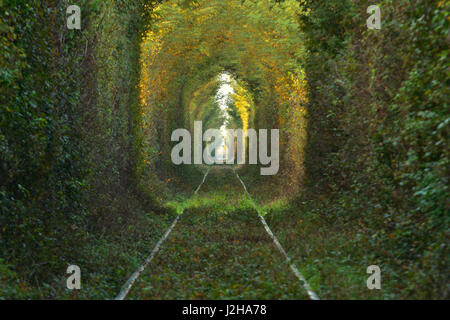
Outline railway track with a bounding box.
[115,167,319,300]
[115,169,210,300]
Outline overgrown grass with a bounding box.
[264,195,446,299]
[1,206,176,299]
[127,168,309,300]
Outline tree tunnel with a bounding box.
[138,0,309,193]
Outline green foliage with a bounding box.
[1,0,447,299]
[140,0,308,190]
[1,0,86,281]
[300,0,449,298]
[0,0,162,297]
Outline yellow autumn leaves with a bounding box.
[137,0,310,193]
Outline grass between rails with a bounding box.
[127,167,309,300]
[78,165,441,300]
[1,165,412,299]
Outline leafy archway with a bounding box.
[138,0,309,194]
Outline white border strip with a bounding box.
[115,169,210,300]
[233,170,320,301]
